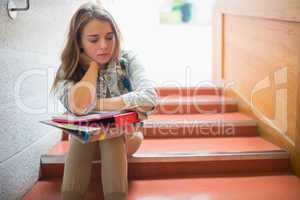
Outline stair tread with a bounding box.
[158,85,224,89]
[154,95,238,114]
[157,85,224,96]
[157,95,236,104]
[136,137,283,153]
[47,137,282,156]
[22,173,300,200]
[146,112,256,124]
[128,174,300,200]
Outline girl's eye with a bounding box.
[106,33,114,41]
[89,39,98,43]
[87,34,113,43]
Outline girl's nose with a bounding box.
[99,39,107,50]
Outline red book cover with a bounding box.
[40,110,142,143]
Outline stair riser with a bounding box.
[128,159,290,179]
[40,159,290,180]
[142,126,258,138]
[157,88,224,97]
[154,104,238,114]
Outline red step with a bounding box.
[22,177,102,200]
[143,112,258,138]
[22,173,300,200]
[157,86,224,97]
[154,95,237,114]
[41,137,290,179]
[129,173,300,200]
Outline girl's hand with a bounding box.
[79,53,98,70]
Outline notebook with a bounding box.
[51,110,123,123]
[40,110,142,143]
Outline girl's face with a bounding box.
[80,19,115,66]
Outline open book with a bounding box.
[40,110,143,143]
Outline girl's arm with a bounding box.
[96,96,153,112]
[96,96,125,111]
[68,62,99,115]
[120,51,158,114]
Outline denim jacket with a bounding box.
[54,50,157,120]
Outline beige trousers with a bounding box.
[61,131,143,200]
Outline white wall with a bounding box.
[103,0,216,87]
[0,1,87,199]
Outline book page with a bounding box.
[51,110,123,123]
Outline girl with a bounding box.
[50,2,157,200]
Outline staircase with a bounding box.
[22,86,300,200]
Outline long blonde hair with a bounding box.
[50,2,122,93]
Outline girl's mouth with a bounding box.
[97,53,110,57]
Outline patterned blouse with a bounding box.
[54,50,157,120]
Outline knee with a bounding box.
[126,131,144,156]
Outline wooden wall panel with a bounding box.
[224,15,300,142]
[212,0,300,175]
